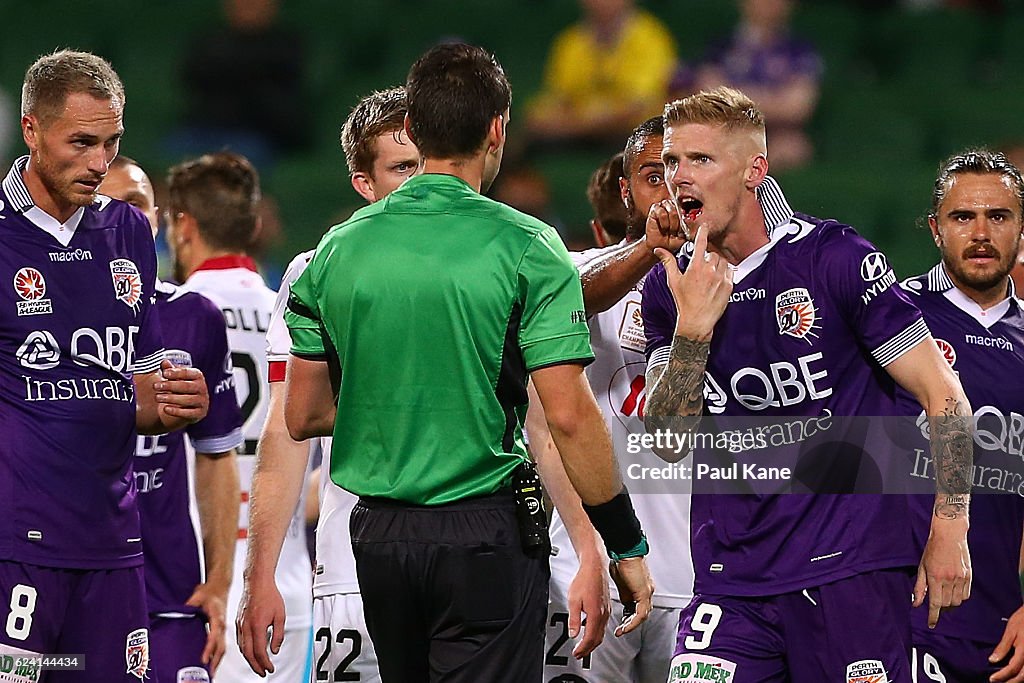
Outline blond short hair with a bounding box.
[664,86,764,132]
[22,50,124,125]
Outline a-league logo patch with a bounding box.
[775,287,819,343]
[618,300,646,353]
[125,628,149,680]
[934,339,956,367]
[14,267,52,316]
[667,653,737,682]
[176,666,210,683]
[845,659,889,683]
[109,259,143,309]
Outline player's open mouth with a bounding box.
[679,198,703,223]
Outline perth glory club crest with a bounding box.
[109,259,142,310]
[776,287,820,343]
[125,628,149,680]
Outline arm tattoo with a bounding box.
[645,335,709,434]
[931,397,973,520]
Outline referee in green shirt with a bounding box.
[284,43,654,681]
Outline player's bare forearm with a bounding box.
[579,241,657,316]
[526,385,602,563]
[930,396,973,521]
[526,387,609,655]
[644,335,709,444]
[531,364,622,506]
[883,341,973,521]
[245,384,312,583]
[195,450,240,592]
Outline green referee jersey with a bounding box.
[286,173,594,505]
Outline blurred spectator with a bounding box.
[586,152,628,246]
[491,165,566,235]
[527,0,677,149]
[686,0,822,170]
[167,0,309,171]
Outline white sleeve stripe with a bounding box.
[132,349,166,374]
[267,352,289,363]
[871,318,930,367]
[192,428,244,454]
[648,345,672,368]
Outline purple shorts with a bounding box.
[150,616,209,683]
[671,568,914,683]
[0,560,152,682]
[913,629,1000,682]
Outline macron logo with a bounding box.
[570,310,586,324]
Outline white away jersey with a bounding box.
[183,257,312,628]
[269,250,360,598]
[548,243,694,609]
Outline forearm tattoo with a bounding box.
[931,397,973,520]
[645,335,709,432]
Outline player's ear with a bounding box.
[351,172,376,203]
[487,112,506,154]
[928,215,942,247]
[403,113,416,147]
[174,211,199,246]
[745,154,768,189]
[620,177,630,209]
[21,114,39,151]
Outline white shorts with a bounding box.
[312,593,380,682]
[543,578,681,683]
[219,622,312,682]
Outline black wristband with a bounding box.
[581,486,644,556]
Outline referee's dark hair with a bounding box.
[405,43,512,159]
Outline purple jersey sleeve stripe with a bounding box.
[192,428,244,454]
[871,318,930,367]
[648,345,672,369]
[132,349,167,374]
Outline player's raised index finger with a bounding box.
[691,225,708,262]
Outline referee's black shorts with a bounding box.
[351,490,549,682]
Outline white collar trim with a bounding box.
[942,286,1012,329]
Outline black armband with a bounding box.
[582,486,646,558]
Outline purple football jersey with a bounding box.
[897,265,1024,645]
[0,158,164,569]
[643,177,927,596]
[136,281,242,616]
